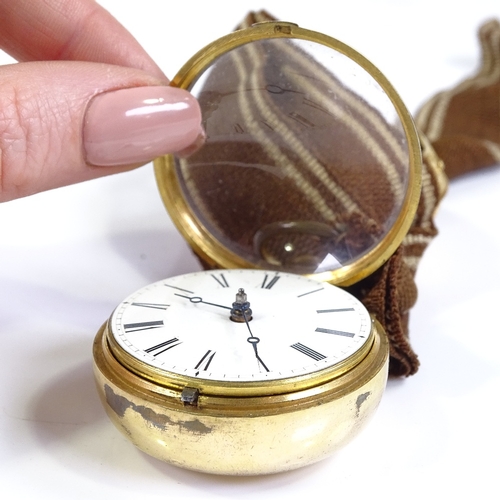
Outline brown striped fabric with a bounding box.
[416,19,500,179]
[350,18,500,375]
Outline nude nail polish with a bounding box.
[83,86,202,166]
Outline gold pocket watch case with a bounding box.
[93,269,388,475]
[93,21,422,475]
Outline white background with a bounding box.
[1,1,499,498]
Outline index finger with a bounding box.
[0,0,166,79]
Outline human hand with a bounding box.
[0,0,203,202]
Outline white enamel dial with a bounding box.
[110,269,372,382]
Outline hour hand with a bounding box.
[175,293,232,310]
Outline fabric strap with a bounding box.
[357,17,500,375]
[416,19,500,179]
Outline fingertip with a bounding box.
[83,86,203,167]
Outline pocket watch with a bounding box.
[94,269,388,475]
[93,20,421,475]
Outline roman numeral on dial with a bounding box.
[291,342,326,361]
[123,320,164,333]
[211,273,229,288]
[195,350,216,374]
[164,283,193,294]
[261,274,280,289]
[131,302,169,310]
[316,308,354,313]
[297,287,324,298]
[315,327,355,338]
[144,338,182,356]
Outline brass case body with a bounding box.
[93,320,389,475]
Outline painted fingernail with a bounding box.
[83,86,202,166]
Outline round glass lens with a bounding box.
[174,37,411,274]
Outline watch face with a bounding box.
[110,270,371,384]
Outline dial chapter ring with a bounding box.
[105,318,378,398]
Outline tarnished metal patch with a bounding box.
[104,385,212,435]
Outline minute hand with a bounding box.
[243,315,270,372]
[175,293,232,310]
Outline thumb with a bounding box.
[0,61,202,202]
